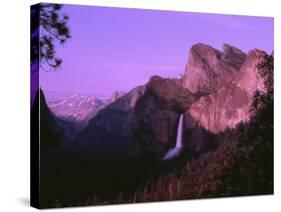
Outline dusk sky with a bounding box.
[40,4,274,101]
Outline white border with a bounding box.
[0,0,279,211]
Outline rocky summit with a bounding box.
[182,43,246,94]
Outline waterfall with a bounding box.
[176,114,184,148]
[163,114,184,160]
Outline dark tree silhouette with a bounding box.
[251,54,273,117]
[31,3,71,71]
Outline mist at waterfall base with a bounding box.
[163,114,184,160]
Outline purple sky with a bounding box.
[40,4,273,101]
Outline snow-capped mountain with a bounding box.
[49,94,107,124]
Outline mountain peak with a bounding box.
[222,43,245,55]
[190,43,221,57]
[182,43,246,94]
[110,91,126,103]
[49,95,106,124]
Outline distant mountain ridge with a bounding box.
[49,95,107,125]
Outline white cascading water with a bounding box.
[163,114,184,160]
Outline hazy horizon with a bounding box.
[40,4,274,102]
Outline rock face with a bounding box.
[76,86,145,155]
[188,84,249,133]
[130,44,270,156]
[182,43,246,94]
[129,76,199,157]
[235,50,267,94]
[183,114,218,154]
[110,91,126,103]
[146,76,199,112]
[187,49,268,133]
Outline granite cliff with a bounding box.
[131,43,271,156]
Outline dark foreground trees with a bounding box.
[31,3,71,71]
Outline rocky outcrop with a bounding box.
[110,91,126,103]
[129,76,199,157]
[130,93,179,157]
[235,50,267,94]
[187,49,269,133]
[187,84,249,133]
[182,43,246,94]
[145,76,199,112]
